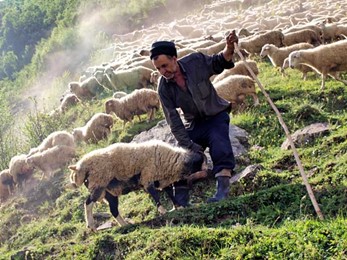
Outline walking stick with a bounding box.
[233,42,324,220]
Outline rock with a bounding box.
[230,164,263,184]
[281,122,330,150]
[132,120,250,158]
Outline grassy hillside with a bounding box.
[1,58,347,259]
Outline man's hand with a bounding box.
[188,142,204,153]
[226,30,239,53]
[223,30,239,61]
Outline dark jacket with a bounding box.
[158,52,234,149]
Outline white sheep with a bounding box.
[282,29,322,46]
[58,93,81,114]
[214,75,259,113]
[105,89,160,126]
[212,60,259,84]
[9,154,35,187]
[282,23,323,38]
[238,30,284,56]
[28,131,75,157]
[68,140,207,230]
[0,169,14,203]
[103,66,154,91]
[72,113,114,144]
[288,39,347,89]
[196,41,225,55]
[177,47,198,58]
[68,76,105,100]
[260,43,314,75]
[26,145,76,179]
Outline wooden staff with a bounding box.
[233,42,324,220]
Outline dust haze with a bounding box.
[14,0,198,117]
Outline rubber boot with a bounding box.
[207,176,231,203]
[173,183,190,207]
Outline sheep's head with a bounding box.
[139,49,150,56]
[260,44,272,58]
[150,71,160,84]
[288,51,301,68]
[105,98,119,114]
[104,67,114,77]
[282,57,290,69]
[62,93,80,105]
[183,151,208,185]
[72,128,83,143]
[0,170,14,188]
[68,165,87,187]
[183,151,207,176]
[93,70,105,83]
[103,114,114,128]
[68,82,80,93]
[24,157,37,171]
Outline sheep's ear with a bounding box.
[68,165,77,171]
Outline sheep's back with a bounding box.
[300,40,347,68]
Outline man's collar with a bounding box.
[164,60,186,83]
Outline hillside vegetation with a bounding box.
[1,0,347,259]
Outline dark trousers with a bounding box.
[187,111,235,175]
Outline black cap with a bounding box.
[150,41,177,60]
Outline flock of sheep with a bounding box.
[1,0,347,230]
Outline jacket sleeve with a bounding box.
[202,52,235,77]
[158,84,194,149]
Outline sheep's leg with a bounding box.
[320,73,326,90]
[163,185,182,210]
[251,93,260,106]
[147,184,166,215]
[7,186,12,195]
[149,108,156,121]
[147,109,154,122]
[85,187,105,231]
[329,72,347,85]
[85,197,96,231]
[104,191,127,226]
[40,171,46,181]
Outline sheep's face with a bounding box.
[150,71,160,84]
[72,129,83,142]
[104,115,114,128]
[282,58,290,69]
[260,44,271,58]
[1,173,14,187]
[105,67,114,77]
[68,165,87,187]
[24,158,36,171]
[289,51,301,68]
[183,151,207,176]
[69,83,79,92]
[94,71,104,82]
[105,100,117,114]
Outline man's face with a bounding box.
[152,55,178,80]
